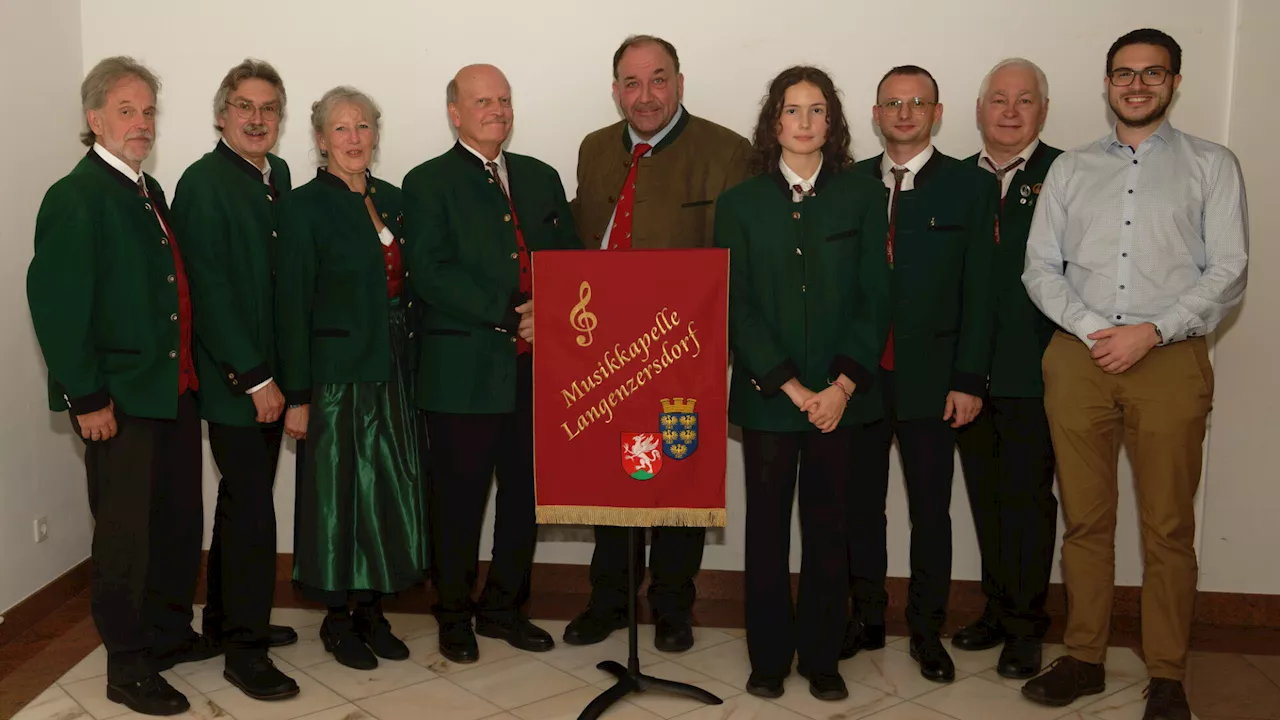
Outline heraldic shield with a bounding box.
[660,397,698,460]
[621,432,663,480]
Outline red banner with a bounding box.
[532,249,728,527]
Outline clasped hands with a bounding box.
[783,376,854,433]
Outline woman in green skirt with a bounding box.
[276,86,429,671]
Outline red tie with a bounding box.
[881,167,907,371]
[984,156,1025,245]
[488,161,531,355]
[605,142,652,250]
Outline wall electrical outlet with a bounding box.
[34,516,49,544]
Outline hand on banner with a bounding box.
[1087,323,1159,374]
[943,391,982,428]
[516,300,534,344]
[284,404,309,441]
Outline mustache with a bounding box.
[126,130,153,141]
[243,123,269,135]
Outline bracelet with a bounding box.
[828,379,851,402]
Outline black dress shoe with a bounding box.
[353,608,410,660]
[563,607,626,646]
[839,620,886,659]
[654,615,694,653]
[268,624,298,648]
[909,636,957,683]
[997,637,1043,680]
[320,613,378,671]
[106,674,190,716]
[1142,678,1191,720]
[1021,656,1106,707]
[223,654,300,701]
[745,673,785,699]
[798,667,849,701]
[476,616,555,653]
[439,621,480,663]
[951,615,1006,651]
[152,632,223,672]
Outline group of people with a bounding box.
[26,25,1246,720]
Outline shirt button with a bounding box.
[1122,252,1129,257]
[408,331,415,339]
[399,238,405,245]
[170,313,178,321]
[404,271,410,278]
[407,301,414,309]
[1119,285,1126,290]
[168,350,177,359]
[510,336,517,343]
[1128,190,1134,194]
[144,203,152,211]
[1133,160,1138,165]
[792,211,801,220]
[1125,221,1131,225]
[167,274,175,283]
[801,284,807,293]
[381,212,388,219]
[504,214,512,222]
[488,177,495,184]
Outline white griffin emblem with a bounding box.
[623,434,662,476]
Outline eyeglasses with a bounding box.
[1108,67,1172,87]
[225,100,281,121]
[878,97,937,114]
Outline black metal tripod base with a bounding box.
[579,660,723,720]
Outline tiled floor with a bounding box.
[9,607,1222,720]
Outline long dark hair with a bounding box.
[750,66,853,176]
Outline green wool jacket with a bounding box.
[962,142,1063,398]
[571,108,752,249]
[402,143,581,414]
[854,151,999,421]
[28,151,185,419]
[275,169,415,404]
[715,166,892,431]
[169,142,291,426]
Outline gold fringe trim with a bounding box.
[536,505,726,528]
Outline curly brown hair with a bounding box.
[750,66,853,176]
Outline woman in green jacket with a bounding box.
[714,66,890,702]
[276,87,428,671]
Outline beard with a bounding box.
[1110,92,1172,128]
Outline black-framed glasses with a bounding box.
[878,97,937,114]
[1108,67,1173,87]
[225,100,281,121]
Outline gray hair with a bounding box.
[80,56,161,147]
[213,59,287,132]
[446,78,459,105]
[978,58,1049,104]
[310,86,382,159]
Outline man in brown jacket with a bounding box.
[563,34,751,653]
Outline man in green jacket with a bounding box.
[403,64,581,664]
[169,59,298,702]
[843,65,997,684]
[951,58,1062,682]
[564,35,752,654]
[27,56,210,717]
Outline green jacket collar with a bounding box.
[314,166,373,198]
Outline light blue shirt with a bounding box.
[599,105,685,249]
[1022,120,1248,347]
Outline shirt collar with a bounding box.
[628,104,684,155]
[219,138,272,183]
[779,155,822,191]
[880,144,934,177]
[458,139,505,171]
[979,138,1039,172]
[93,143,142,185]
[1103,118,1176,151]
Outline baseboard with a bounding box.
[0,559,91,650]
[195,552,1280,631]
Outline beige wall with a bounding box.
[0,0,90,613]
[1199,0,1280,595]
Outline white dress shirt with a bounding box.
[460,139,509,193]
[978,138,1040,199]
[779,155,822,202]
[600,105,685,249]
[221,137,273,186]
[879,145,935,217]
[1022,120,1249,347]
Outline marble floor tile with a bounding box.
[447,656,586,710]
[912,675,1090,720]
[668,639,752,688]
[300,657,437,701]
[11,685,90,720]
[510,687,660,720]
[354,678,499,720]
[204,670,345,720]
[767,674,901,720]
[592,661,740,719]
[840,646,968,700]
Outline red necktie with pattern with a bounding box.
[605,142,652,250]
[881,166,908,371]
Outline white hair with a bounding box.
[978,58,1049,104]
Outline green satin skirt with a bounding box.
[293,301,429,599]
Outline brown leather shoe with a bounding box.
[1142,678,1191,720]
[1021,656,1106,707]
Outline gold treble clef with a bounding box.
[570,281,597,347]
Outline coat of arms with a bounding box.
[660,397,698,460]
[621,433,663,480]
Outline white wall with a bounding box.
[1199,0,1280,595]
[62,0,1270,594]
[0,0,92,613]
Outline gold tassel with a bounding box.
[535,506,726,528]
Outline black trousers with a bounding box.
[425,356,535,625]
[588,525,705,620]
[202,422,283,656]
[743,427,851,679]
[76,392,203,684]
[955,396,1058,639]
[848,371,956,638]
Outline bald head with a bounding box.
[447,64,513,159]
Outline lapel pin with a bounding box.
[1019,184,1032,198]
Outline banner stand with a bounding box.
[576,528,723,720]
